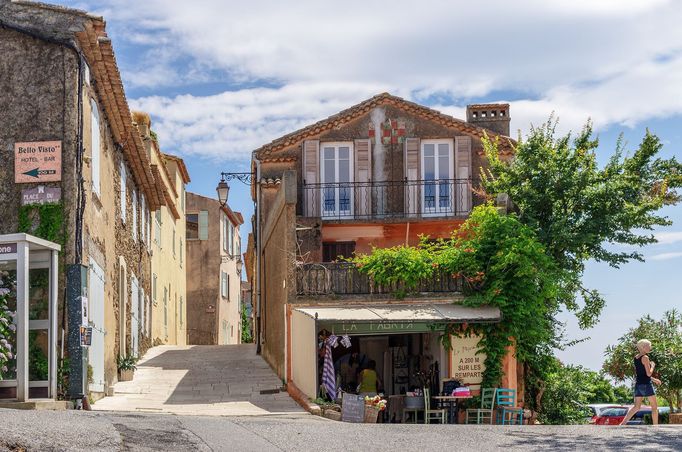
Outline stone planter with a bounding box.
[118,369,134,382]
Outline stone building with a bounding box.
[247,93,519,401]
[0,1,176,400]
[186,192,243,345]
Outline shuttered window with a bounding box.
[198,210,209,241]
[221,272,228,298]
[132,189,138,240]
[455,136,472,214]
[141,195,147,245]
[120,162,127,223]
[90,99,101,197]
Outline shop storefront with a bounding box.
[289,302,501,415]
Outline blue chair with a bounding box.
[495,388,524,425]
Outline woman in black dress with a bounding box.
[620,339,661,425]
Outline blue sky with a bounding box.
[57,0,682,371]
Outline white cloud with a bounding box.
[58,0,682,159]
[649,251,682,261]
[653,231,682,245]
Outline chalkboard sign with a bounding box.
[341,393,365,423]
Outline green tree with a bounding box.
[482,121,682,329]
[603,310,682,410]
[240,303,253,344]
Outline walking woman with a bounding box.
[620,339,662,425]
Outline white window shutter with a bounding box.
[132,189,138,239]
[455,136,472,214]
[90,100,101,197]
[120,162,127,223]
[303,140,320,216]
[198,210,209,240]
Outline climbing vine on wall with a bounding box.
[353,204,562,391]
[18,203,66,246]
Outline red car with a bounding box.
[594,406,659,425]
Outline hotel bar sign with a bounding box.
[14,141,62,183]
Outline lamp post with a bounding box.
[215,172,254,206]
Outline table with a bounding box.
[432,395,472,424]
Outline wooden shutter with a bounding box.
[303,140,320,216]
[91,100,101,196]
[404,138,420,216]
[354,139,371,217]
[198,210,209,240]
[455,136,472,214]
[120,162,127,223]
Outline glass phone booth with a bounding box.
[0,233,60,402]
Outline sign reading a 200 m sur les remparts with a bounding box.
[14,141,62,183]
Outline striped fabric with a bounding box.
[322,335,338,400]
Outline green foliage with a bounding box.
[603,309,682,410]
[28,330,49,381]
[481,121,682,329]
[150,130,159,142]
[18,203,66,246]
[540,363,592,425]
[355,205,560,392]
[57,356,70,400]
[241,302,253,343]
[116,355,138,372]
[643,411,670,425]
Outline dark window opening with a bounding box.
[323,241,356,262]
[186,213,199,239]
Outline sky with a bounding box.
[56,0,682,372]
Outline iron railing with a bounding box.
[296,262,462,296]
[299,178,475,220]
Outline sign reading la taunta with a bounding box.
[14,141,62,183]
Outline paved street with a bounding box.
[92,344,304,416]
[0,409,680,451]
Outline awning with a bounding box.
[294,303,500,335]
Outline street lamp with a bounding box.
[215,172,254,206]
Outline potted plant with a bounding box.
[117,355,138,382]
[364,395,387,423]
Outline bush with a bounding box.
[643,411,670,425]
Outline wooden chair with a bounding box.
[466,388,496,424]
[495,388,524,425]
[424,387,447,424]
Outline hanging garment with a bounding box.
[322,335,339,400]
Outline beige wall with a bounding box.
[290,309,317,398]
[149,153,188,346]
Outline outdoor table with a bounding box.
[433,395,472,424]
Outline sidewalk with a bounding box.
[92,344,305,416]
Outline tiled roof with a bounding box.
[253,93,515,158]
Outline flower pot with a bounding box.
[118,369,134,382]
[364,405,380,423]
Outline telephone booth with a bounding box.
[0,233,60,402]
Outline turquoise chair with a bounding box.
[466,388,497,424]
[495,388,524,425]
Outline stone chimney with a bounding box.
[466,103,510,137]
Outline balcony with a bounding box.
[299,179,475,220]
[296,262,462,297]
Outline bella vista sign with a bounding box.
[14,141,62,183]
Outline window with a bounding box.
[181,186,185,212]
[154,210,162,246]
[152,273,157,304]
[229,223,234,256]
[90,99,101,196]
[222,214,228,253]
[163,286,168,337]
[186,214,199,240]
[120,162,127,223]
[221,272,228,298]
[172,228,176,257]
[179,296,183,327]
[323,241,356,262]
[141,195,147,245]
[132,189,138,240]
[421,139,454,215]
[179,239,183,268]
[320,142,353,217]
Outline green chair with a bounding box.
[495,388,524,425]
[424,387,447,424]
[466,388,496,424]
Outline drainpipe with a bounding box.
[253,152,262,354]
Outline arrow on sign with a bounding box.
[22,168,57,178]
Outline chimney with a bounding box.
[466,103,510,137]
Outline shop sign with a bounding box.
[321,321,440,336]
[0,243,17,255]
[14,141,62,183]
[21,186,61,206]
[341,393,365,423]
[451,335,485,387]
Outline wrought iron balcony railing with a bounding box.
[296,262,462,296]
[299,178,474,220]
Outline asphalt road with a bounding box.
[1,409,680,451]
